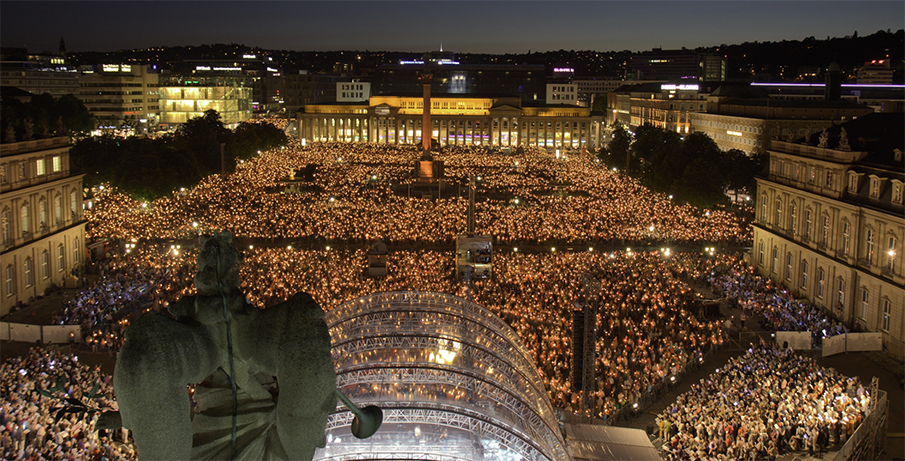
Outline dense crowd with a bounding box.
[657,342,870,460]
[0,348,135,460]
[708,259,849,340]
[84,141,751,246]
[2,136,873,459]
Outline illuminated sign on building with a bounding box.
[660,84,699,91]
[267,67,279,73]
[554,68,574,73]
[243,54,256,59]
[196,66,212,71]
[727,130,743,136]
[213,67,241,71]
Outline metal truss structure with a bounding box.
[316,291,571,461]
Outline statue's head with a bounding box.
[196,231,242,291]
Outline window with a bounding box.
[761,194,768,221]
[870,178,880,198]
[18,162,25,180]
[866,228,875,262]
[73,239,80,264]
[848,174,858,192]
[882,299,891,331]
[57,244,65,272]
[772,247,779,273]
[70,190,77,217]
[837,278,845,305]
[789,204,798,234]
[785,253,793,281]
[1,209,9,244]
[816,268,825,298]
[842,222,851,256]
[774,200,783,227]
[888,236,898,272]
[894,183,903,204]
[4,265,13,296]
[38,199,46,230]
[24,257,33,287]
[808,167,816,185]
[0,165,6,184]
[860,289,869,319]
[35,159,45,176]
[52,156,62,172]
[804,209,813,241]
[825,171,833,188]
[41,251,49,279]
[801,260,809,289]
[20,203,30,234]
[758,241,765,266]
[54,195,62,225]
[821,215,830,246]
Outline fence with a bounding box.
[0,322,82,343]
[830,386,888,460]
[823,332,884,357]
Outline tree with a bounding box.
[600,122,632,170]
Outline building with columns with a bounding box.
[752,113,904,358]
[295,94,605,149]
[1,137,86,316]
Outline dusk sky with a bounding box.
[1,1,903,55]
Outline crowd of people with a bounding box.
[0,135,874,459]
[657,341,871,460]
[83,141,752,246]
[0,347,135,460]
[708,259,850,340]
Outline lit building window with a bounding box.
[882,299,891,331]
[816,268,825,298]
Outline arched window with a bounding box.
[1,208,9,244]
[789,203,798,233]
[820,214,830,246]
[24,257,33,287]
[887,235,898,272]
[816,268,825,298]
[837,278,846,305]
[57,244,65,272]
[38,198,47,231]
[865,228,875,262]
[20,202,30,234]
[54,195,63,225]
[761,194,768,221]
[804,208,813,241]
[785,253,793,281]
[774,199,783,227]
[758,241,765,266]
[41,250,49,279]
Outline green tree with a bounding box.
[600,122,632,170]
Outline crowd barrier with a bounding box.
[775,331,812,351]
[823,332,883,357]
[0,322,82,344]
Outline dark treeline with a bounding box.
[598,123,765,209]
[70,110,287,200]
[68,29,903,81]
[1,93,95,142]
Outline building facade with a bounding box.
[630,48,726,82]
[77,64,159,127]
[296,94,605,149]
[1,137,86,316]
[157,85,253,129]
[611,82,708,133]
[752,114,905,358]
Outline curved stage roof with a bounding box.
[313,291,571,461]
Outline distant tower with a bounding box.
[825,61,842,101]
[59,37,67,56]
[420,54,433,153]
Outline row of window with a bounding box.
[4,241,79,296]
[757,243,894,331]
[2,191,80,244]
[0,156,63,184]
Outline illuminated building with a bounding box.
[0,137,85,316]
[752,113,905,358]
[157,82,252,130]
[857,60,894,84]
[0,48,78,98]
[610,82,707,133]
[316,291,571,461]
[77,64,159,128]
[630,48,726,82]
[296,94,604,149]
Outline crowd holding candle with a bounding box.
[0,134,871,459]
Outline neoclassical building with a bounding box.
[752,113,904,358]
[295,94,605,149]
[1,137,86,315]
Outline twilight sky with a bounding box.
[1,1,902,55]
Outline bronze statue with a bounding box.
[102,231,336,460]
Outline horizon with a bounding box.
[2,1,903,56]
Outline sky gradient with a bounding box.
[2,1,903,55]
